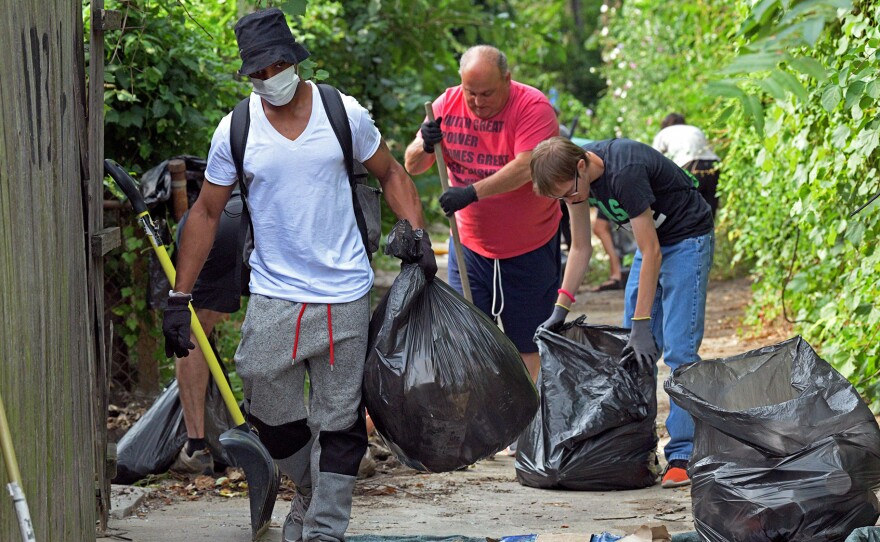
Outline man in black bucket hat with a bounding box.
[164,8,437,542]
[235,8,310,76]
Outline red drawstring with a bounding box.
[291,302,335,370]
[327,304,334,371]
[291,303,308,362]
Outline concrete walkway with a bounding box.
[100,252,756,542]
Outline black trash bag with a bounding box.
[140,155,207,207]
[665,337,880,542]
[363,220,539,473]
[147,216,174,310]
[113,378,235,484]
[516,317,659,489]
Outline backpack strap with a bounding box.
[229,96,252,278]
[317,83,370,253]
[230,97,251,197]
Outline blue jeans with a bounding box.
[623,233,714,462]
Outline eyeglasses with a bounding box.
[554,167,580,200]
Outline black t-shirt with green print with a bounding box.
[582,138,713,246]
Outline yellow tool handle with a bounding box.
[0,388,23,486]
[139,212,246,426]
[425,103,472,302]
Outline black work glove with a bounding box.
[627,318,659,364]
[539,304,569,333]
[439,185,478,216]
[415,230,438,282]
[163,293,195,358]
[420,117,443,153]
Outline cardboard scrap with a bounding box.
[618,525,671,542]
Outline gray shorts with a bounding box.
[235,293,370,430]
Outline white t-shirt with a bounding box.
[204,82,382,303]
[651,124,719,167]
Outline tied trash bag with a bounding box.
[363,221,539,472]
[665,337,880,542]
[516,318,659,490]
[139,155,206,207]
[113,378,234,484]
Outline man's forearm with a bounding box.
[404,138,436,176]
[382,161,426,229]
[471,152,533,199]
[634,248,661,318]
[175,205,222,294]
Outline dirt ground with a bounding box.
[101,268,793,542]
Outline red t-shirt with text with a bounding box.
[430,81,560,259]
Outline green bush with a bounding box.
[93,0,246,168]
[594,0,880,409]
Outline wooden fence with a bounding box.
[0,1,105,539]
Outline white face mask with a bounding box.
[251,65,300,106]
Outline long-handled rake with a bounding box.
[104,159,278,540]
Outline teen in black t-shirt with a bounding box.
[529,136,715,489]
[583,139,713,243]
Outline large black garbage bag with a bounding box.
[363,221,539,473]
[113,378,234,484]
[516,317,659,489]
[665,337,880,542]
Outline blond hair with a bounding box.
[530,136,586,197]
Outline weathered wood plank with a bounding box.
[0,1,97,540]
[88,0,112,531]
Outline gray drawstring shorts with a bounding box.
[235,293,370,542]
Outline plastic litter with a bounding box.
[665,336,880,542]
[363,221,539,472]
[516,318,659,489]
[139,155,206,207]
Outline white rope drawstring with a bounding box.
[491,258,505,321]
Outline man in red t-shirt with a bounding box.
[405,45,560,384]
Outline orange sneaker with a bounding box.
[661,459,690,488]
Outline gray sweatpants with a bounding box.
[235,293,370,542]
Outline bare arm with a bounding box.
[365,141,426,229]
[629,208,662,318]
[556,201,593,307]
[404,135,437,176]
[470,151,534,200]
[175,181,236,294]
[406,137,533,201]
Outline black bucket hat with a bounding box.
[234,8,310,76]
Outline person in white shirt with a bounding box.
[652,113,720,217]
[162,8,436,542]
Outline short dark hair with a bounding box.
[661,113,686,129]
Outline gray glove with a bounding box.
[539,305,569,332]
[627,319,659,364]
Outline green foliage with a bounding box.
[106,221,157,356]
[595,0,880,408]
[94,0,247,168]
[589,0,738,142]
[720,0,880,409]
